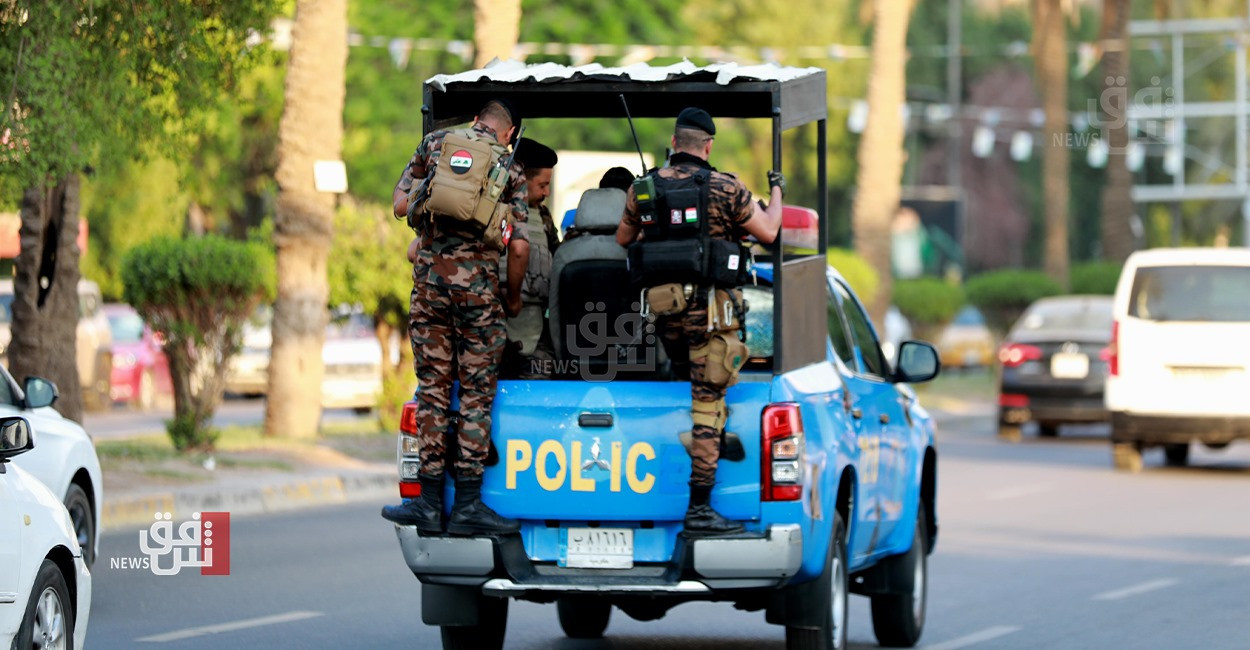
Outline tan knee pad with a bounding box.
[691,398,727,431]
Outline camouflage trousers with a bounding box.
[409,281,506,479]
[658,295,724,487]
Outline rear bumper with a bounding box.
[395,523,803,594]
[999,396,1108,424]
[1111,412,1250,444]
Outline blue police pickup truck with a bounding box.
[389,62,941,650]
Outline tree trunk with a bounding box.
[851,0,915,330]
[1099,0,1136,262]
[265,0,347,439]
[473,0,522,67]
[10,176,85,423]
[1034,0,1071,287]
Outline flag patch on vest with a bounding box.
[684,207,698,223]
[448,150,473,174]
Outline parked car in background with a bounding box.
[103,303,172,410]
[1,417,93,650]
[997,295,1114,439]
[936,305,995,369]
[226,306,384,412]
[7,370,103,569]
[0,279,114,411]
[1106,248,1250,471]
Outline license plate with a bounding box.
[561,527,633,569]
[1050,352,1089,379]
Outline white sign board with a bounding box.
[313,160,349,194]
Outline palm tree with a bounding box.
[1033,0,1071,286]
[474,0,522,67]
[852,0,916,329]
[264,0,348,439]
[1099,0,1135,262]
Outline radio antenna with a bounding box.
[619,94,648,175]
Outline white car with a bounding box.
[1,415,92,650]
[1106,247,1250,470]
[6,370,103,569]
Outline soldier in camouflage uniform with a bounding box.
[616,107,785,536]
[382,100,529,536]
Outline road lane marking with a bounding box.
[1232,555,1250,566]
[137,611,324,643]
[922,625,1022,650]
[984,483,1052,501]
[1092,578,1179,601]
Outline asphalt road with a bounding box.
[83,397,374,440]
[89,413,1250,649]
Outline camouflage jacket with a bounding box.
[621,152,754,241]
[394,122,528,291]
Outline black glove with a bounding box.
[767,170,786,198]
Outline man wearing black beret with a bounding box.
[503,137,561,378]
[615,106,786,537]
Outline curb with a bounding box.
[101,471,395,529]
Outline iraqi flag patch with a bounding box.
[448,150,473,174]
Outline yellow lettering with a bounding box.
[569,441,595,492]
[536,440,566,492]
[626,442,656,493]
[505,440,532,490]
[610,442,623,492]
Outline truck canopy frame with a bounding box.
[422,60,830,374]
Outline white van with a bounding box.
[1106,247,1250,470]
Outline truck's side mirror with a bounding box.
[24,376,59,409]
[0,415,34,469]
[892,341,940,384]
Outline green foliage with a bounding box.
[327,200,411,329]
[0,1,283,199]
[1069,260,1124,295]
[122,235,273,452]
[377,370,417,434]
[826,248,879,306]
[892,278,965,327]
[965,269,1063,333]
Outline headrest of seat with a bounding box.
[574,188,626,231]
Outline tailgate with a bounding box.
[482,379,768,522]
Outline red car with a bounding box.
[104,303,172,410]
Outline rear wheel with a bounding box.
[15,559,74,650]
[1037,422,1059,438]
[440,595,507,650]
[64,484,95,569]
[786,512,848,650]
[1163,443,1190,467]
[557,597,611,639]
[1112,442,1143,472]
[870,506,929,647]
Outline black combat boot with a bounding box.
[683,483,745,537]
[380,474,444,534]
[447,476,521,536]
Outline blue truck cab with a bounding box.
[390,62,942,650]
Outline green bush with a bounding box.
[1070,260,1124,295]
[892,278,965,331]
[826,248,879,306]
[122,235,274,451]
[965,270,1064,334]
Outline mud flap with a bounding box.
[422,584,481,626]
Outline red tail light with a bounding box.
[1106,320,1119,376]
[999,393,1030,408]
[998,343,1042,368]
[762,403,804,502]
[398,401,421,497]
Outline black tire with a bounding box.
[352,406,373,416]
[786,512,849,650]
[64,484,95,569]
[557,597,612,639]
[1037,422,1059,438]
[440,595,508,650]
[15,559,75,650]
[870,506,929,647]
[1163,443,1190,467]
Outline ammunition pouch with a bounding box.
[707,288,746,332]
[691,332,749,389]
[481,200,513,253]
[691,398,728,431]
[645,283,692,317]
